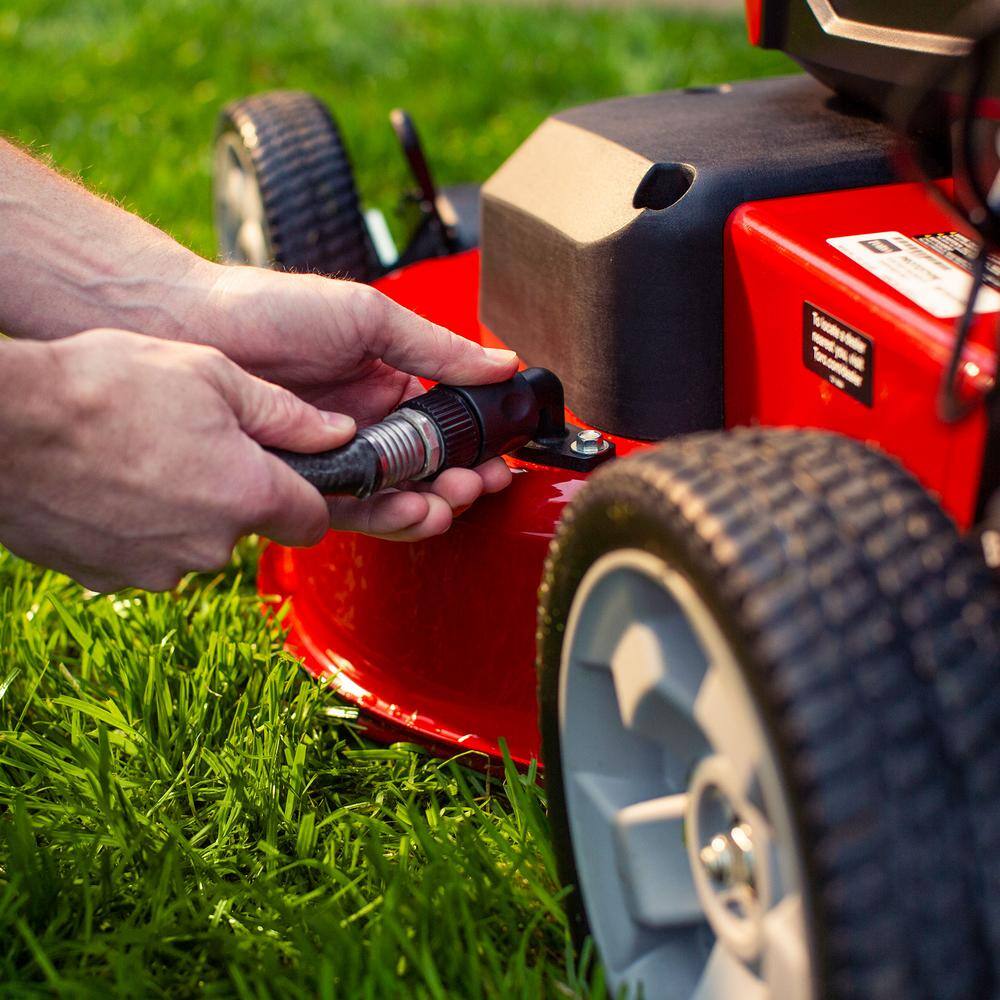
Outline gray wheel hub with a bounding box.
[558,549,816,999]
[213,131,272,267]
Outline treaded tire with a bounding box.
[214,90,379,280]
[783,429,1000,993]
[538,428,997,999]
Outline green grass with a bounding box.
[1,0,792,255]
[0,549,596,997]
[0,1,793,995]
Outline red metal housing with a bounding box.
[725,180,996,527]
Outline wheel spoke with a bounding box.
[692,941,768,1000]
[612,794,703,928]
[225,165,245,218]
[693,664,764,793]
[610,615,707,718]
[562,664,670,778]
[572,770,639,819]
[762,893,810,1000]
[237,220,267,266]
[241,175,264,224]
[569,772,665,969]
[608,618,710,768]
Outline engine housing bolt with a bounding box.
[571,429,611,455]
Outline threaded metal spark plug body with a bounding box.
[358,409,444,493]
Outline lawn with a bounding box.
[0,2,793,995]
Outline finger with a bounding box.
[359,288,519,385]
[206,352,356,451]
[326,490,431,537]
[253,449,332,547]
[325,489,458,542]
[411,459,511,495]
[476,457,513,494]
[381,493,453,542]
[410,467,485,509]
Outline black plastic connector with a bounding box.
[418,367,566,469]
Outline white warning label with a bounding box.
[827,231,1000,319]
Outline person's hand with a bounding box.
[0,329,353,592]
[0,138,519,543]
[192,264,519,540]
[0,139,518,543]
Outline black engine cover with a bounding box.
[479,75,899,440]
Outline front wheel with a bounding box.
[538,428,993,999]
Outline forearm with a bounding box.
[0,138,217,341]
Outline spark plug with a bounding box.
[271,367,566,498]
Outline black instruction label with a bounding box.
[802,303,873,407]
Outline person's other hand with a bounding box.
[194,265,518,540]
[0,329,351,592]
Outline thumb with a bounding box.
[360,287,519,385]
[207,354,355,451]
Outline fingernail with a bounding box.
[485,348,518,365]
[322,411,355,435]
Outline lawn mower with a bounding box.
[211,2,1000,997]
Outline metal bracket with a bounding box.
[514,423,616,473]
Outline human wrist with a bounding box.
[111,246,223,345]
[172,259,250,357]
[61,239,219,346]
[0,336,58,419]
[0,340,65,504]
[184,262,306,373]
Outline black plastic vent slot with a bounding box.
[632,162,696,211]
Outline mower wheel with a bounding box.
[537,428,994,1000]
[213,90,379,280]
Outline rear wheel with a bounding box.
[538,428,993,999]
[213,90,379,280]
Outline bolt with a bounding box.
[700,834,735,886]
[571,429,610,455]
[699,823,756,891]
